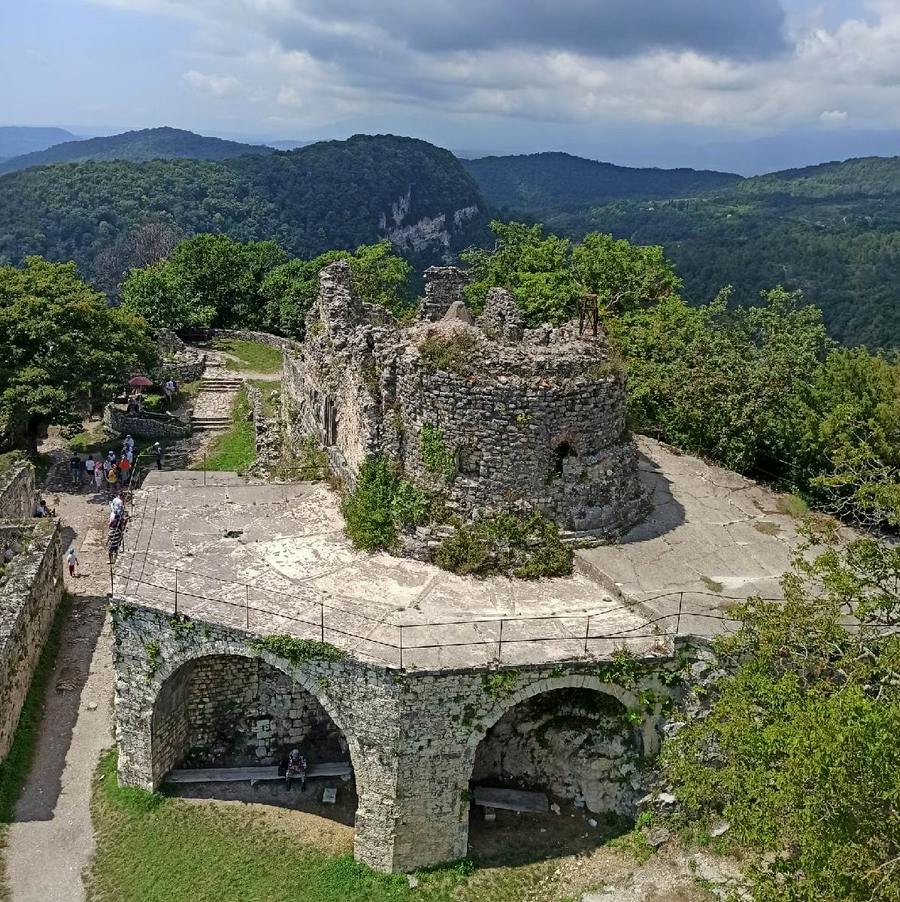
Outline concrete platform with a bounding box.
[576,436,815,636]
[115,472,658,670]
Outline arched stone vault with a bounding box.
[112,603,678,874]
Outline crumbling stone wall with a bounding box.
[113,603,674,872]
[0,520,63,762]
[283,262,648,537]
[471,687,643,816]
[0,460,35,520]
[181,655,344,766]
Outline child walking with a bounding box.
[66,546,78,578]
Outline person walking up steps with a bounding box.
[153,441,163,470]
[66,546,78,578]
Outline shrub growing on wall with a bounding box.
[436,512,572,579]
[661,528,900,902]
[341,455,429,551]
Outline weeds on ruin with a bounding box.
[341,455,429,551]
[435,512,572,579]
[418,332,478,377]
[420,424,456,482]
[250,635,346,665]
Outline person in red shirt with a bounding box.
[118,454,131,485]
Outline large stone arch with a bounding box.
[143,639,364,789]
[468,673,661,759]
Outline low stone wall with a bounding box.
[246,384,281,476]
[104,404,192,440]
[0,520,63,762]
[112,602,678,873]
[0,460,35,520]
[155,358,205,385]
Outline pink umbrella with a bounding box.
[128,375,153,388]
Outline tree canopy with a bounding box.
[122,235,412,337]
[0,257,157,450]
[663,528,900,901]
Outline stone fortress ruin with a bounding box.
[283,261,649,543]
[111,262,808,874]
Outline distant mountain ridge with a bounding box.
[462,151,742,211]
[0,126,77,161]
[0,133,488,288]
[0,127,273,175]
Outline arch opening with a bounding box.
[467,687,644,862]
[152,654,357,827]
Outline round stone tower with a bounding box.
[284,262,649,540]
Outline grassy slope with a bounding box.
[196,387,255,472]
[213,339,283,374]
[87,752,602,902]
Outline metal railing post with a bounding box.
[320,604,325,642]
[584,614,591,654]
[399,625,404,671]
[497,619,504,665]
[246,584,250,629]
[174,569,178,614]
[675,592,683,636]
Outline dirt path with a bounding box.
[4,448,115,902]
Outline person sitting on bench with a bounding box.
[284,748,307,790]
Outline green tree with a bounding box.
[799,348,900,527]
[571,232,682,315]
[0,257,157,451]
[121,261,213,331]
[662,530,900,902]
[461,221,580,325]
[610,287,831,474]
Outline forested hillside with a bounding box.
[462,151,742,210]
[0,126,272,175]
[0,134,489,290]
[532,156,900,348]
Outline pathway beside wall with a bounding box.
[4,447,114,902]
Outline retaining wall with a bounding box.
[0,520,63,762]
[112,603,677,873]
[0,460,35,520]
[104,404,192,440]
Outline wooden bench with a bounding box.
[166,762,353,785]
[472,786,549,814]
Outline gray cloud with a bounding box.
[280,0,789,60]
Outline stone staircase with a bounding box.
[191,374,242,433]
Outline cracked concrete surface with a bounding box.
[576,436,813,636]
[116,472,658,670]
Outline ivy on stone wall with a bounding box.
[420,423,456,482]
[249,634,346,666]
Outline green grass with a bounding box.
[194,388,256,472]
[88,749,619,902]
[213,339,283,374]
[0,595,70,898]
[776,493,810,519]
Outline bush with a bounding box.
[436,512,572,579]
[418,332,478,376]
[661,530,900,902]
[341,455,429,551]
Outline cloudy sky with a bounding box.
[3,0,900,172]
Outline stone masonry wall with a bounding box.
[282,262,649,537]
[112,603,676,872]
[0,460,35,520]
[0,520,63,762]
[104,404,192,440]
